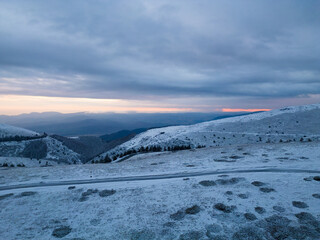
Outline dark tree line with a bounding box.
[0,133,47,143]
[94,144,198,164]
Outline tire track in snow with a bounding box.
[0,168,319,191]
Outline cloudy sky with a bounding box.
[0,0,319,115]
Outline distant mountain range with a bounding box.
[100,128,147,142]
[0,112,249,136]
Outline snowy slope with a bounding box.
[0,137,81,165]
[0,124,81,165]
[0,123,39,138]
[99,103,320,161]
[1,141,320,239]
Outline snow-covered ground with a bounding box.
[0,157,58,168]
[0,136,81,165]
[1,171,320,240]
[0,123,39,138]
[0,123,82,165]
[0,141,319,186]
[0,141,320,239]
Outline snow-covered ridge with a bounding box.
[98,103,320,161]
[0,123,81,165]
[181,103,320,129]
[0,136,81,165]
[0,123,39,138]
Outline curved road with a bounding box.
[1,168,319,192]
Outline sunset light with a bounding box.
[0,1,319,239]
[222,108,271,113]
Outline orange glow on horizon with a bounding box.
[222,108,271,112]
[0,94,195,115]
[0,94,274,115]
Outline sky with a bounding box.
[0,0,320,115]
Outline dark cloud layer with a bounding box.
[0,0,319,102]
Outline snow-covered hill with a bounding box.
[0,124,81,166]
[0,123,39,138]
[98,103,320,161]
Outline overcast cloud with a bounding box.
[0,0,319,104]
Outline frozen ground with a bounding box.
[0,141,319,186]
[0,157,58,168]
[0,141,320,239]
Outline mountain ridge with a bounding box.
[96,103,320,162]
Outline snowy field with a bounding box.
[0,157,58,168]
[0,141,320,239]
[0,141,319,186]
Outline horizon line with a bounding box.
[0,108,271,117]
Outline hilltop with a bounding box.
[0,124,81,166]
[97,103,320,162]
